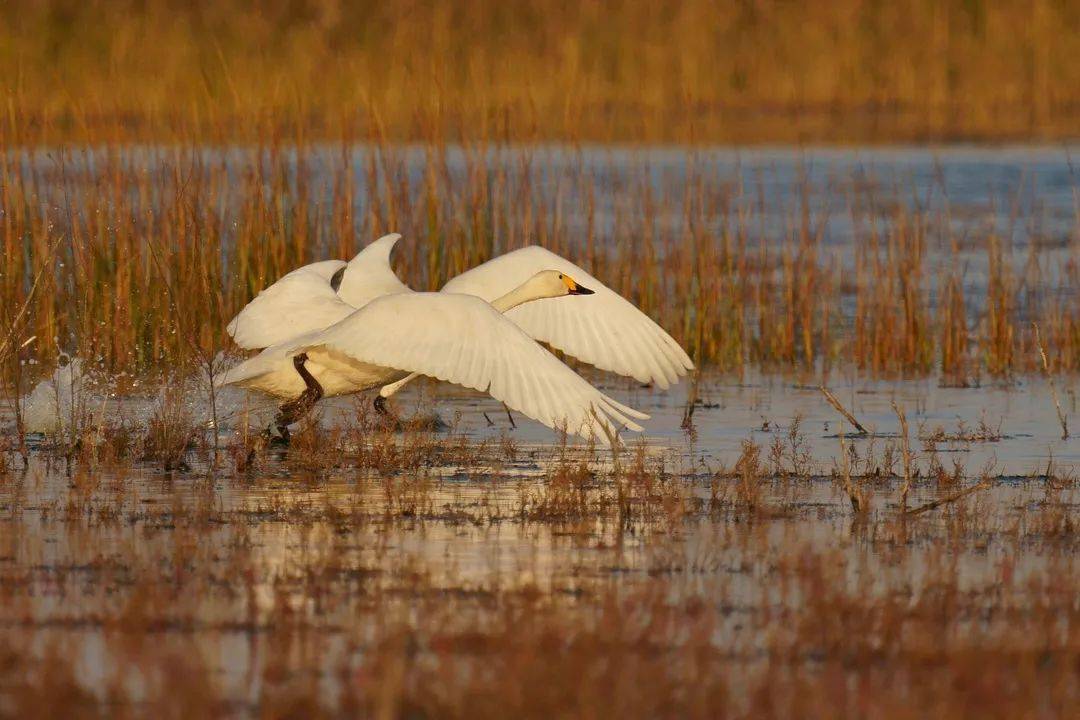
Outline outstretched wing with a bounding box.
[227,260,354,349]
[226,233,410,350]
[441,246,693,388]
[302,293,648,444]
[335,233,412,308]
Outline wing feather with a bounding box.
[441,246,694,386]
[226,234,409,350]
[298,293,646,444]
[335,233,412,308]
[226,261,355,349]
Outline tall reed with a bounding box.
[1,144,1077,385]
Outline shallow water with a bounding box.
[11,143,1079,267]
[2,417,1077,712]
[253,367,1080,473]
[10,367,1078,474]
[2,363,1079,713]
[3,142,1079,713]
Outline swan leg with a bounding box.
[273,353,324,442]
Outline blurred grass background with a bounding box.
[2,0,1078,145]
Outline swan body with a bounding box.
[221,233,690,442]
[217,276,645,442]
[219,328,408,399]
[227,234,694,388]
[221,267,590,398]
[227,234,408,349]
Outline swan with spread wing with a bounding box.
[219,234,692,443]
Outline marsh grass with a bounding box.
[2,145,1078,392]
[919,413,1005,445]
[3,0,1079,145]
[2,408,1076,717]
[143,383,200,471]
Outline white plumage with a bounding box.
[221,233,692,443]
[227,235,693,387]
[226,259,349,349]
[218,291,646,443]
[441,246,693,388]
[227,234,408,350]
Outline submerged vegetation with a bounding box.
[0,402,1078,717]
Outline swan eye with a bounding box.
[558,274,563,279]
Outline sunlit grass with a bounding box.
[1,145,1077,394]
[2,0,1078,145]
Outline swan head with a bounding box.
[528,269,595,299]
[489,269,595,312]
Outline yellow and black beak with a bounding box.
[562,274,595,296]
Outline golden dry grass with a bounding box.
[2,1,1078,387]
[2,0,1079,145]
[1,145,1077,391]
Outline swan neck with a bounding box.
[491,282,545,313]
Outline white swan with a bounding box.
[227,233,694,394]
[226,236,409,350]
[217,270,647,444]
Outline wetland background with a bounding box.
[1,1,1079,717]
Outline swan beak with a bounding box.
[563,274,595,295]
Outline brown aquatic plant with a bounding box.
[1033,322,1069,440]
[892,401,914,511]
[820,386,868,435]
